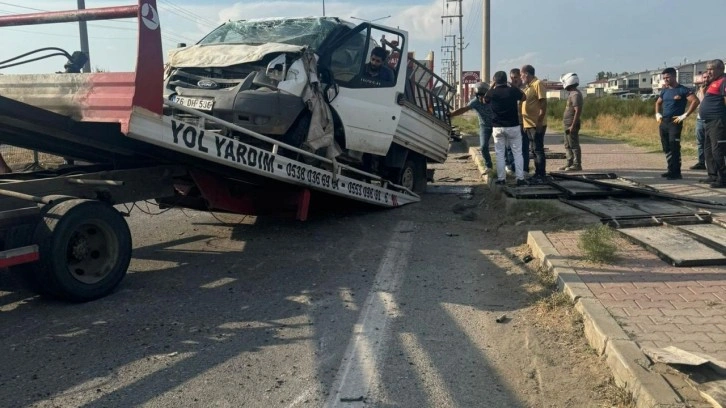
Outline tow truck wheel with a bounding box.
[31,199,132,302]
[398,155,427,194]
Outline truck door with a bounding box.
[322,24,405,156]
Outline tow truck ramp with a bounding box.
[129,102,419,208]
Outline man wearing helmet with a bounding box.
[559,73,584,171]
[451,81,494,174]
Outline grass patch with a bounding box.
[535,291,572,312]
[546,98,697,156]
[578,224,618,263]
[451,115,479,136]
[506,200,565,220]
[594,377,635,408]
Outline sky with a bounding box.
[1,0,724,85]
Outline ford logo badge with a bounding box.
[197,79,218,89]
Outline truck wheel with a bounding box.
[398,155,427,194]
[30,199,132,302]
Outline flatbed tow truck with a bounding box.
[0,1,448,301]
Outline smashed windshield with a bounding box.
[198,17,341,50]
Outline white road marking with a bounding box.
[324,221,415,407]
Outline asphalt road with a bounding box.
[0,152,578,408]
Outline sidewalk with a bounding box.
[470,132,726,407]
[539,135,726,408]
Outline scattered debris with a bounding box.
[454,155,471,160]
[437,176,463,183]
[515,220,526,226]
[644,346,726,407]
[452,202,478,214]
[445,233,459,237]
[460,211,477,221]
[340,396,365,402]
[427,185,473,195]
[495,314,508,323]
[522,255,533,263]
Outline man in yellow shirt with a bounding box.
[521,64,548,182]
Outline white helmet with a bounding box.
[474,82,490,95]
[561,72,579,89]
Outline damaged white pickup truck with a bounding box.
[164,17,455,193]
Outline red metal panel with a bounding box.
[190,170,257,215]
[133,1,164,117]
[0,1,163,131]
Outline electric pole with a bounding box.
[482,0,490,82]
[77,0,91,72]
[443,0,463,107]
[442,34,457,90]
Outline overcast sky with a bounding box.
[1,0,723,84]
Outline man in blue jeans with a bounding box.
[521,64,547,182]
[450,82,493,174]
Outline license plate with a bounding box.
[171,95,214,111]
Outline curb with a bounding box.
[468,145,488,178]
[527,231,689,408]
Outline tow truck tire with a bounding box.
[31,199,132,302]
[398,154,427,194]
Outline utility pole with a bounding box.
[443,0,463,107]
[77,0,91,72]
[442,34,457,91]
[482,0,490,82]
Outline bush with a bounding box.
[578,224,618,263]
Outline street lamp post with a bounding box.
[322,0,325,16]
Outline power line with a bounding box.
[157,0,218,29]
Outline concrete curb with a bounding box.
[527,231,688,408]
[468,146,489,179]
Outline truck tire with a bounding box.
[397,154,427,194]
[28,199,132,302]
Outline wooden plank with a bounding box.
[564,198,650,218]
[502,185,561,199]
[676,224,726,252]
[551,179,628,198]
[616,198,699,216]
[618,226,726,267]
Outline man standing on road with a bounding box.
[505,68,529,175]
[655,67,699,180]
[559,73,584,171]
[450,82,493,175]
[521,65,548,182]
[699,59,726,188]
[484,71,526,186]
[692,72,711,172]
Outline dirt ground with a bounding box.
[431,148,635,407]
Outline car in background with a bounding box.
[640,94,658,101]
